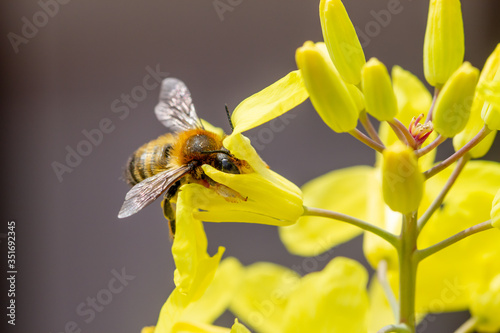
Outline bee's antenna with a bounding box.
[225,104,234,132]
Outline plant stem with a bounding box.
[302,206,398,247]
[388,118,417,148]
[360,111,384,145]
[377,260,399,320]
[418,155,470,233]
[416,220,493,262]
[454,317,478,333]
[425,87,440,123]
[377,324,411,333]
[415,135,446,157]
[399,212,418,333]
[349,128,386,153]
[424,126,491,179]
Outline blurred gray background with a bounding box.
[2,1,499,332]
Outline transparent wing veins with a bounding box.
[154,78,202,132]
[117,165,191,218]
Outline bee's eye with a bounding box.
[214,153,240,174]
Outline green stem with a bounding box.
[360,111,384,145]
[425,87,440,123]
[424,126,491,179]
[399,212,418,332]
[349,128,386,153]
[377,260,399,320]
[454,317,478,333]
[418,155,470,233]
[302,206,398,247]
[388,118,417,148]
[415,134,446,157]
[377,324,411,333]
[416,220,493,262]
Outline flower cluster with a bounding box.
[139,0,500,332]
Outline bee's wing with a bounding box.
[117,165,191,218]
[154,78,202,132]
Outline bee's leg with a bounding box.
[161,199,176,239]
[162,180,181,239]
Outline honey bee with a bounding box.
[118,78,249,236]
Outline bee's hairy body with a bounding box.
[118,78,249,237]
[125,129,231,187]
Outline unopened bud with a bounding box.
[362,58,398,121]
[453,44,500,157]
[382,142,424,214]
[432,62,479,137]
[480,74,500,130]
[424,0,465,87]
[296,41,359,133]
[320,0,366,85]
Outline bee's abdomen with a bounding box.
[124,134,173,186]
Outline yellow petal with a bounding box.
[172,186,225,297]
[231,70,308,135]
[229,262,301,333]
[471,274,500,332]
[192,134,303,226]
[367,276,396,333]
[172,322,230,333]
[182,257,244,324]
[279,166,373,256]
[230,319,251,333]
[282,257,369,333]
[416,161,500,313]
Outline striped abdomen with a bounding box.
[124,133,175,186]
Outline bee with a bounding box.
[118,78,250,237]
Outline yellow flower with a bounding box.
[144,256,246,333]
[319,0,366,85]
[229,257,370,333]
[296,41,359,133]
[192,133,303,227]
[423,0,464,87]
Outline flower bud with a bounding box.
[423,0,465,87]
[382,142,424,214]
[362,58,398,121]
[296,41,359,133]
[432,62,479,137]
[480,73,500,130]
[492,189,500,229]
[453,44,500,157]
[320,0,366,85]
